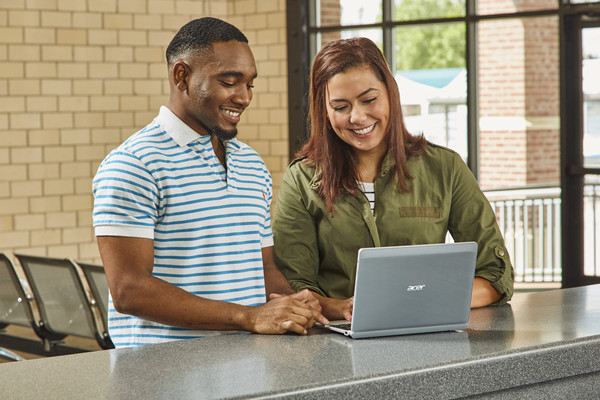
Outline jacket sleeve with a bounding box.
[272,164,326,296]
[447,153,515,305]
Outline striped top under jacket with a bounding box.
[92,106,273,347]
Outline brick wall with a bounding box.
[0,0,288,263]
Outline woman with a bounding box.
[272,37,514,321]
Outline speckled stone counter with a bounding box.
[2,285,600,399]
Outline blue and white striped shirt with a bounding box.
[92,106,273,347]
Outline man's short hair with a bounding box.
[166,17,248,65]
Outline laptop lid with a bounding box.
[338,242,477,339]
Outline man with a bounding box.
[92,17,326,347]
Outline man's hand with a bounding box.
[245,290,327,334]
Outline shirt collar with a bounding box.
[156,106,207,147]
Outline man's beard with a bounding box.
[211,125,238,141]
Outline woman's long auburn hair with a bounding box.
[297,37,427,213]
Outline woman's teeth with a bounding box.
[352,123,375,135]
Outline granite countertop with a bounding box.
[2,285,600,399]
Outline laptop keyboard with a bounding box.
[331,322,352,330]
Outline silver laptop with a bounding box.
[323,242,477,339]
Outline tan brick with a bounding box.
[120,95,148,111]
[78,242,101,262]
[41,79,73,95]
[57,0,86,11]
[238,124,259,140]
[11,146,42,163]
[9,44,41,61]
[62,226,92,244]
[119,0,147,14]
[57,62,87,78]
[256,93,280,109]
[134,79,162,95]
[256,29,280,45]
[30,195,61,212]
[24,27,55,44]
[72,13,102,29]
[89,0,117,12]
[104,79,133,95]
[28,129,60,146]
[147,30,172,47]
[10,113,41,129]
[91,128,121,144]
[8,10,40,27]
[119,30,147,46]
[120,62,148,78]
[268,43,286,60]
[29,163,60,179]
[60,128,90,145]
[42,45,72,61]
[89,63,118,79]
[258,124,281,140]
[206,1,228,16]
[0,80,6,95]
[105,112,134,128]
[43,112,74,129]
[73,45,103,61]
[0,62,25,78]
[56,28,88,45]
[74,112,104,128]
[90,95,119,111]
[44,145,74,162]
[48,245,80,259]
[0,148,8,164]
[74,178,92,195]
[88,29,118,46]
[76,145,108,161]
[235,0,257,15]
[246,108,269,124]
[73,80,102,95]
[148,0,176,15]
[149,62,166,79]
[15,214,45,230]
[0,198,29,216]
[62,193,91,210]
[134,47,163,62]
[9,79,41,95]
[25,95,56,112]
[0,130,27,146]
[41,11,71,28]
[175,1,205,14]
[133,111,156,127]
[26,62,57,78]
[0,231,30,248]
[226,16,245,31]
[0,96,26,112]
[0,27,24,44]
[44,179,75,196]
[245,14,267,30]
[269,108,287,125]
[267,12,285,28]
[134,15,161,30]
[0,165,28,181]
[59,96,89,112]
[11,180,43,197]
[30,229,62,246]
[104,13,133,29]
[61,162,91,178]
[26,0,58,10]
[162,15,190,31]
[46,212,77,228]
[105,46,134,62]
[0,215,13,232]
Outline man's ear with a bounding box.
[172,61,189,92]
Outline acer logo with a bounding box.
[407,285,426,291]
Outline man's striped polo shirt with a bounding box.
[92,106,273,347]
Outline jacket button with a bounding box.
[498,249,505,257]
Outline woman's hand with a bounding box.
[318,294,354,322]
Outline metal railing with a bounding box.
[483,184,600,283]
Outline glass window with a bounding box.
[394,0,465,21]
[477,16,560,190]
[315,29,383,53]
[477,0,557,15]
[315,0,382,27]
[583,27,600,169]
